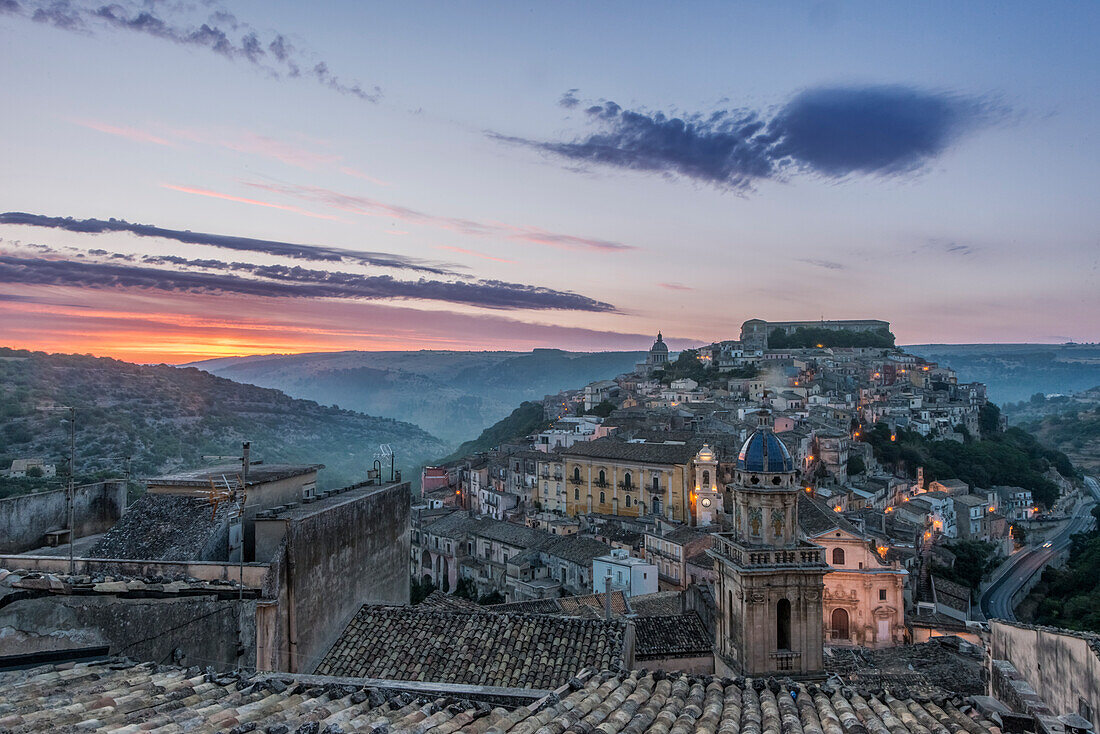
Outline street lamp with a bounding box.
[38,405,75,575]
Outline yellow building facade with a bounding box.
[560,442,698,523]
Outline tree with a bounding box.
[410,576,436,604]
[25,466,43,478]
[477,590,505,605]
[454,577,478,601]
[846,455,866,476]
[979,403,1002,436]
[586,400,615,418]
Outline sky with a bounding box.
[0,1,1098,363]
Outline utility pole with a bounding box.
[39,405,76,575]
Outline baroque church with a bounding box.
[709,408,831,677]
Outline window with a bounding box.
[573,467,580,481]
[832,548,845,565]
[777,599,792,650]
[703,469,710,487]
[574,487,579,500]
[623,472,632,488]
[600,491,606,504]
[652,475,660,491]
[598,469,606,484]
[879,588,887,601]
[626,495,632,508]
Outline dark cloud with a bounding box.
[796,258,845,270]
[0,212,453,274]
[8,1,379,102]
[558,89,580,109]
[0,253,615,313]
[501,85,1002,191]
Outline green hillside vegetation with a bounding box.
[654,349,757,387]
[859,406,1074,508]
[0,347,447,497]
[1027,506,1100,632]
[437,401,549,464]
[1008,389,1100,474]
[769,327,895,349]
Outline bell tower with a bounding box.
[692,443,720,526]
[709,410,829,677]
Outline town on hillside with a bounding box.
[1,319,1094,734]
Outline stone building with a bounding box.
[560,439,700,524]
[709,412,830,677]
[798,497,907,648]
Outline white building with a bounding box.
[6,458,56,478]
[592,548,658,598]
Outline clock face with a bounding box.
[701,497,712,507]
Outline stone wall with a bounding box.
[0,481,126,553]
[0,594,256,670]
[259,481,411,674]
[991,620,1100,730]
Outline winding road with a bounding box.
[979,476,1098,621]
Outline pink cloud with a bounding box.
[70,119,386,182]
[436,245,516,264]
[163,184,346,222]
[245,180,636,253]
[658,282,694,291]
[72,119,176,147]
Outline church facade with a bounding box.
[709,413,830,677]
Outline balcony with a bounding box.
[710,534,824,568]
[594,480,610,489]
[617,482,635,491]
[770,651,801,671]
[569,476,584,486]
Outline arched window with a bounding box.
[625,495,632,508]
[623,472,632,488]
[777,598,792,650]
[728,590,734,633]
[831,608,849,640]
[598,469,606,484]
[832,548,845,566]
[600,491,605,504]
[573,466,580,481]
[574,487,579,501]
[703,470,710,487]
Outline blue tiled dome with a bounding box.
[737,430,794,473]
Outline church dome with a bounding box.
[737,430,794,473]
[650,332,668,353]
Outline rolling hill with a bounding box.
[186,349,646,445]
[904,343,1100,404]
[0,348,447,494]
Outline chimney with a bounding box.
[242,441,251,484]
[604,575,613,620]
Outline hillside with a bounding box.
[1010,388,1100,474]
[437,401,550,464]
[904,343,1100,404]
[0,348,447,495]
[186,349,645,445]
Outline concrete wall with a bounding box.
[0,556,270,586]
[0,594,256,670]
[991,621,1100,729]
[261,481,411,674]
[0,481,126,553]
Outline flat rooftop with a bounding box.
[147,462,323,488]
[256,479,408,522]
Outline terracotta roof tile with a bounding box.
[1,661,1000,734]
[314,605,627,688]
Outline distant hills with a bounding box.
[0,348,447,493]
[186,349,645,445]
[905,343,1100,404]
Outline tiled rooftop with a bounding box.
[559,438,701,464]
[314,606,627,689]
[0,659,1004,734]
[487,590,630,618]
[634,612,713,659]
[87,494,230,562]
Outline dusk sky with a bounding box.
[1,1,1097,363]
